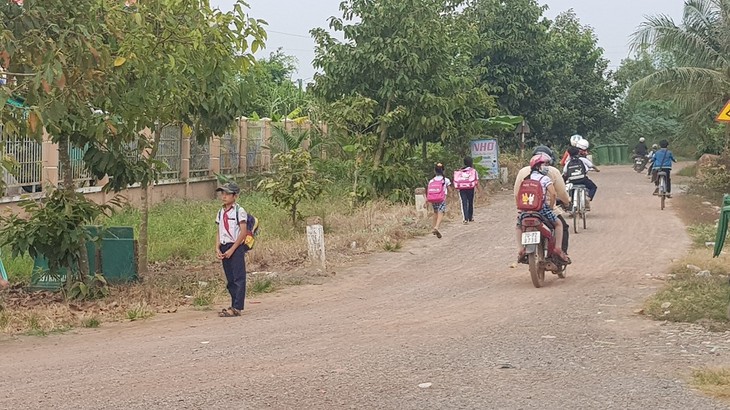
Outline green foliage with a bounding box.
[644,271,730,326]
[311,0,494,163]
[81,316,101,328]
[236,49,311,119]
[467,1,617,140]
[126,302,155,321]
[67,274,109,301]
[631,0,730,150]
[248,276,275,295]
[0,142,18,197]
[0,188,116,287]
[258,149,324,223]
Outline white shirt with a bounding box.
[429,175,452,195]
[530,171,552,195]
[216,204,248,244]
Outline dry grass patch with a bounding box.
[692,368,730,401]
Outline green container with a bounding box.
[616,143,629,164]
[593,145,609,165]
[31,226,138,290]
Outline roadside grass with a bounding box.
[0,182,436,334]
[677,164,698,177]
[644,218,730,330]
[692,368,730,402]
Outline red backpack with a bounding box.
[516,174,545,211]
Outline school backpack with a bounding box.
[565,157,587,182]
[516,175,545,212]
[453,167,478,190]
[426,178,447,203]
[218,204,260,251]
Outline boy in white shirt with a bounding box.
[215,182,248,317]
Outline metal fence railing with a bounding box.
[219,132,239,174]
[246,122,265,171]
[157,125,181,179]
[189,137,210,177]
[1,135,43,194]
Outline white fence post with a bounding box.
[414,188,428,218]
[306,216,326,269]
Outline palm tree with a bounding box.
[630,0,730,144]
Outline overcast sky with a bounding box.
[211,0,684,80]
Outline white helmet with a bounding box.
[570,134,582,147]
[576,139,590,150]
[639,137,645,143]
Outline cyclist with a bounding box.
[652,139,676,197]
[563,146,599,210]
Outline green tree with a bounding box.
[237,49,310,119]
[612,49,681,145]
[258,148,323,224]
[311,0,494,166]
[468,3,617,142]
[631,0,730,148]
[0,0,265,285]
[109,0,265,274]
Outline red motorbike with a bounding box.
[519,212,568,288]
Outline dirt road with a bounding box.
[2,166,730,409]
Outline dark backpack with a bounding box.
[516,174,545,211]
[565,157,587,182]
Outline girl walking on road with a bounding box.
[453,156,479,224]
[425,163,452,239]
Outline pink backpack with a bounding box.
[426,178,447,202]
[453,167,477,189]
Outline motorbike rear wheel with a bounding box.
[528,242,546,288]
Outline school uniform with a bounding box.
[217,204,248,311]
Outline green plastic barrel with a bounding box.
[616,144,629,163]
[31,226,138,290]
[594,145,610,165]
[610,144,622,164]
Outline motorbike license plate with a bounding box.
[521,231,541,245]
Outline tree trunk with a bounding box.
[291,203,297,225]
[374,100,391,166]
[138,127,163,276]
[59,136,90,286]
[422,137,428,161]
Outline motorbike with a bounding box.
[633,154,649,172]
[519,213,568,288]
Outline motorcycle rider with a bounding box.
[515,153,571,264]
[524,146,572,253]
[563,146,599,210]
[634,137,648,157]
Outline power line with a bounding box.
[267,29,312,39]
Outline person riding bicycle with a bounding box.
[563,146,599,210]
[634,137,648,157]
[560,134,583,167]
[652,139,676,197]
[516,153,570,264]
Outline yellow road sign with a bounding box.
[717,100,730,122]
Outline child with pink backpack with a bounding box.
[453,156,479,224]
[425,163,451,239]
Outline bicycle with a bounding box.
[656,170,669,210]
[566,183,588,233]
